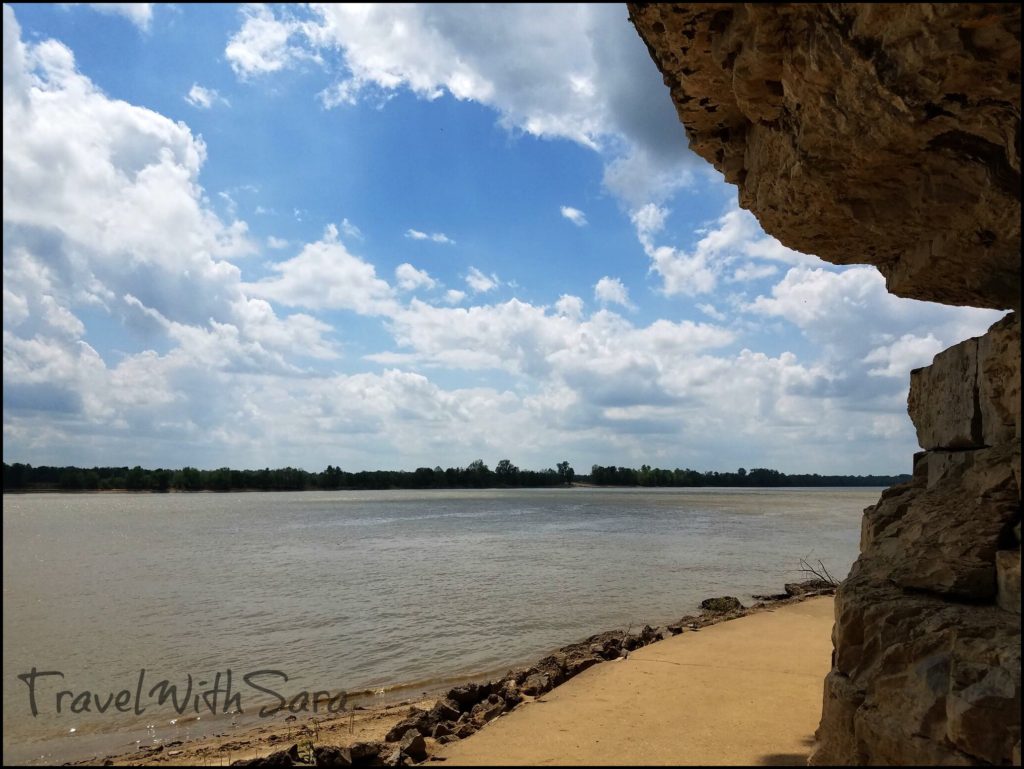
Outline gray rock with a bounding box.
[314,746,352,767]
[398,732,427,763]
[699,596,744,614]
[519,673,550,697]
[469,694,505,725]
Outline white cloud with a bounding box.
[2,6,338,441]
[554,294,584,320]
[594,276,634,310]
[730,262,779,282]
[224,4,701,208]
[185,83,228,109]
[4,4,1010,477]
[76,3,154,30]
[340,218,362,240]
[863,334,945,378]
[266,235,289,250]
[560,206,587,227]
[383,299,735,383]
[697,303,727,322]
[395,263,437,292]
[246,224,397,315]
[465,267,498,294]
[224,4,319,78]
[634,202,819,297]
[745,265,1006,401]
[746,266,1003,354]
[406,228,454,245]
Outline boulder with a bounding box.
[519,673,550,697]
[431,722,452,739]
[313,746,352,767]
[564,651,601,677]
[347,742,384,766]
[469,694,505,725]
[453,722,477,739]
[497,678,521,708]
[427,698,460,724]
[384,714,428,743]
[444,682,493,712]
[783,580,835,597]
[700,596,744,614]
[398,732,427,764]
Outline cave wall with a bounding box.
[629,3,1021,764]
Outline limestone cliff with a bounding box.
[630,3,1021,764]
[629,3,1020,311]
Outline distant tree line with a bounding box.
[2,460,906,492]
[1,459,575,492]
[585,464,910,487]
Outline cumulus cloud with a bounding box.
[405,228,454,245]
[560,206,587,227]
[744,265,1006,418]
[2,6,339,455]
[185,83,228,109]
[554,294,584,320]
[224,4,701,208]
[4,4,1010,476]
[465,267,499,294]
[863,334,945,378]
[246,224,397,315]
[634,202,820,297]
[266,235,289,250]
[594,276,634,310]
[395,263,437,292]
[746,266,1003,359]
[697,303,727,322]
[224,3,319,78]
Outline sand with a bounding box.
[78,698,435,766]
[437,596,835,766]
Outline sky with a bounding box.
[1,3,1007,475]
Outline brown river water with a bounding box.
[2,487,881,764]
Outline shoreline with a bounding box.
[54,580,836,767]
[4,483,894,494]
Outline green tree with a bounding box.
[495,459,520,485]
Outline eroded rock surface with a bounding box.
[819,315,1021,765]
[630,4,1021,765]
[629,3,1021,310]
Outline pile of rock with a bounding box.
[751,579,837,605]
[370,589,807,762]
[235,586,830,766]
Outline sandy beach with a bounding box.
[439,596,834,766]
[78,595,834,766]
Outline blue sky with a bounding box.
[2,3,1006,474]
